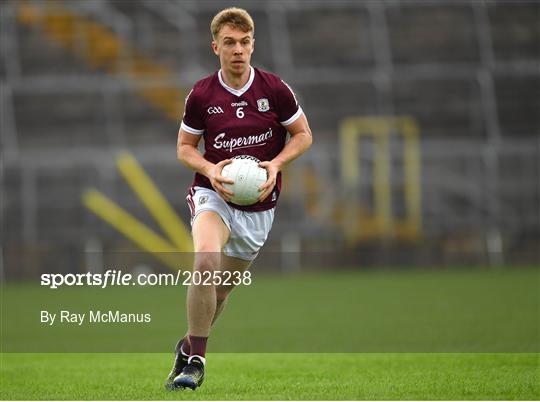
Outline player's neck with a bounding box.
[220,67,251,90]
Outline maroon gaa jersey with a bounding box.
[181,66,303,212]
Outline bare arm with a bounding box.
[258,112,313,201]
[177,128,234,201]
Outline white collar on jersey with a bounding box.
[218,66,255,97]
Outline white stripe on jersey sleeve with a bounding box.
[181,121,204,135]
[280,106,303,126]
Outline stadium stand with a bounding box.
[1,0,539,270]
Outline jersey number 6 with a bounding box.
[236,107,244,119]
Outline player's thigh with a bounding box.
[192,210,230,252]
[215,254,252,299]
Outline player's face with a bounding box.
[212,26,254,76]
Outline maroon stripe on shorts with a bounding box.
[186,187,196,217]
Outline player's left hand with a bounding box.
[257,161,280,202]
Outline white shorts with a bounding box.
[186,187,275,261]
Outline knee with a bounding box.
[193,251,220,273]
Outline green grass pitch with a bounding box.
[1,268,539,399]
[1,353,538,400]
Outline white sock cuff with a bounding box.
[188,355,206,365]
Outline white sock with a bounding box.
[188,355,206,366]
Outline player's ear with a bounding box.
[211,40,219,55]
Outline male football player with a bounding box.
[166,7,312,390]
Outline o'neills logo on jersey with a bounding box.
[213,129,273,152]
[231,101,248,107]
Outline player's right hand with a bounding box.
[208,159,234,202]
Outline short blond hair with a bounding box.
[211,7,254,40]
